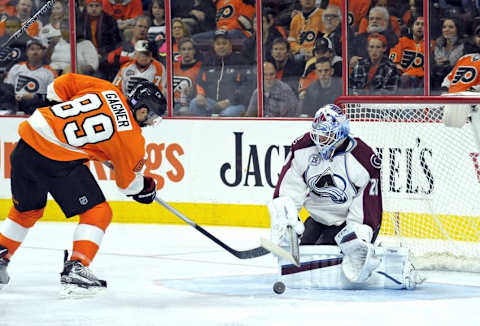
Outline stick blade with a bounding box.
[260,237,300,267]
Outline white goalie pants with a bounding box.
[277,245,417,290]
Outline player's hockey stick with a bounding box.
[102,161,269,259]
[154,197,269,259]
[0,0,56,51]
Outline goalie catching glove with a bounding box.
[129,176,157,204]
[268,197,304,246]
[335,223,380,283]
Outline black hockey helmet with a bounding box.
[127,80,166,126]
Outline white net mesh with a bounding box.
[338,98,480,271]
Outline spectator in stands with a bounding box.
[190,30,254,117]
[159,18,190,62]
[431,17,464,93]
[39,0,65,41]
[288,0,324,64]
[0,0,41,38]
[113,40,166,98]
[4,37,57,115]
[77,0,122,79]
[242,9,284,65]
[102,0,143,39]
[192,0,255,48]
[299,57,342,117]
[357,0,401,38]
[0,17,29,76]
[267,37,304,95]
[147,0,166,44]
[349,6,398,69]
[298,36,342,98]
[348,0,372,32]
[171,0,215,35]
[463,21,480,55]
[435,0,474,37]
[49,19,99,75]
[106,15,150,80]
[319,4,342,58]
[349,32,400,95]
[173,38,202,115]
[389,16,424,95]
[0,0,16,17]
[245,61,298,117]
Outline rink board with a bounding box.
[0,117,478,241]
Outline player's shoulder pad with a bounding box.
[351,137,382,171]
[291,132,314,152]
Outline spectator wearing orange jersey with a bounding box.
[0,0,16,16]
[192,0,255,48]
[102,0,143,37]
[0,0,41,38]
[288,0,324,64]
[173,38,202,115]
[113,40,166,98]
[389,16,424,95]
[348,0,371,32]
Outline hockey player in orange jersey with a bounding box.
[0,73,166,295]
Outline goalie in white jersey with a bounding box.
[113,40,166,98]
[269,104,424,290]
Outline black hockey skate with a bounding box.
[0,245,10,289]
[60,250,106,297]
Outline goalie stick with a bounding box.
[102,161,269,259]
[0,0,56,51]
[260,226,300,267]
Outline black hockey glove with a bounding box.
[130,176,157,204]
[0,47,12,62]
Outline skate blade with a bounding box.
[59,283,106,299]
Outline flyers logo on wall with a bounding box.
[1,141,185,191]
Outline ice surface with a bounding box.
[1,222,480,326]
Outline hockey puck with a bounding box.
[273,281,285,294]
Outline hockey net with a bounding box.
[336,96,480,272]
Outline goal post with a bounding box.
[335,95,480,272]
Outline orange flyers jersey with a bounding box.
[112,59,166,97]
[348,0,371,29]
[102,0,143,20]
[442,53,480,93]
[389,37,424,77]
[173,61,202,103]
[288,8,324,54]
[18,73,146,195]
[216,0,255,35]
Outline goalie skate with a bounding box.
[59,253,107,298]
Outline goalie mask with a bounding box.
[127,81,166,127]
[310,104,350,160]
